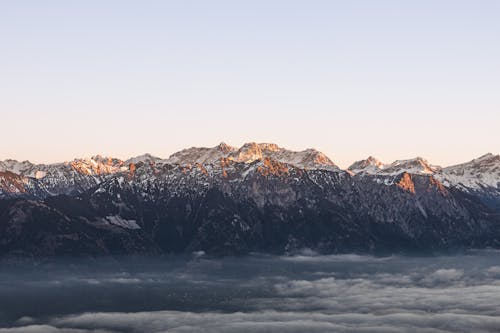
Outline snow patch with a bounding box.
[105,216,141,230]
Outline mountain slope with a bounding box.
[439,154,500,190]
[0,144,499,258]
[166,142,339,171]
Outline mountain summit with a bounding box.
[348,156,385,174]
[165,142,339,171]
[439,153,500,190]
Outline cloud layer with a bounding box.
[2,252,500,332]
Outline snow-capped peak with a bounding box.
[0,159,58,179]
[471,153,499,164]
[216,142,237,153]
[2,147,497,194]
[245,146,338,170]
[0,159,35,175]
[225,142,338,170]
[349,156,441,176]
[70,156,127,175]
[165,142,237,165]
[438,153,500,190]
[125,153,162,165]
[349,153,499,191]
[348,156,385,175]
[381,157,441,176]
[229,142,276,164]
[164,142,338,171]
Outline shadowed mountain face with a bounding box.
[0,143,499,258]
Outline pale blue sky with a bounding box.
[1,1,499,168]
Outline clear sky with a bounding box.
[1,1,499,168]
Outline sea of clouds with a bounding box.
[2,251,500,332]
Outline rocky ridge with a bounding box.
[0,143,499,258]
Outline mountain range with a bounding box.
[1,142,499,258]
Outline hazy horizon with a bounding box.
[1,1,499,168]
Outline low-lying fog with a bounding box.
[2,251,500,332]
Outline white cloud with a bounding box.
[27,310,500,333]
[424,269,464,284]
[3,253,500,332]
[0,325,111,333]
[486,266,500,275]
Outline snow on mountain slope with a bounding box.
[166,142,339,171]
[105,215,141,230]
[0,160,58,179]
[0,156,127,178]
[349,154,500,192]
[257,147,338,170]
[438,153,500,190]
[379,157,441,176]
[349,157,440,176]
[348,156,385,174]
[0,156,129,197]
[166,142,237,165]
[1,146,498,198]
[125,154,163,165]
[230,142,279,164]
[69,156,128,175]
[0,171,29,196]
[0,160,38,176]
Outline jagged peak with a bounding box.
[348,156,385,175]
[125,153,162,165]
[0,159,37,175]
[391,156,428,166]
[233,142,280,157]
[444,153,500,171]
[350,153,499,182]
[164,142,338,171]
[216,142,237,153]
[255,142,280,152]
[350,156,441,176]
[230,143,266,163]
[382,157,440,175]
[438,153,500,190]
[70,155,126,175]
[228,143,337,169]
[0,159,34,166]
[239,142,279,149]
[70,155,123,167]
[350,156,384,167]
[290,148,337,168]
[366,156,381,163]
[477,152,495,159]
[1,158,31,163]
[89,155,122,163]
[471,153,499,163]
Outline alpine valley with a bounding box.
[1,142,500,259]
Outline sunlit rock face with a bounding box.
[0,144,499,258]
[69,156,127,176]
[349,156,440,176]
[396,173,416,193]
[164,142,339,171]
[348,156,385,175]
[0,171,29,196]
[0,156,128,197]
[349,154,500,191]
